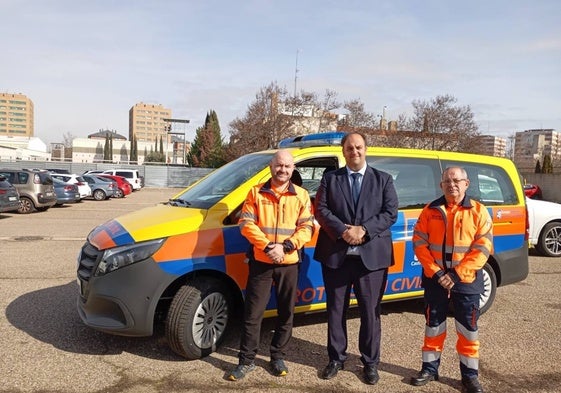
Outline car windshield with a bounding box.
[170,153,274,209]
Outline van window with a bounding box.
[173,153,274,209]
[442,161,519,205]
[296,157,339,196]
[367,156,440,209]
[224,156,339,225]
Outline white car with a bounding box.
[50,174,92,199]
[102,169,143,191]
[526,197,561,257]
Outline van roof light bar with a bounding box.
[278,131,346,148]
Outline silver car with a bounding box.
[82,175,117,200]
[0,169,57,213]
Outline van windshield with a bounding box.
[170,153,274,209]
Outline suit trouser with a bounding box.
[238,260,299,365]
[322,256,388,366]
[421,286,481,379]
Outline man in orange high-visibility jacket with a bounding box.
[411,166,493,393]
[227,149,314,382]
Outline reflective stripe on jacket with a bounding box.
[413,195,493,285]
[239,179,314,265]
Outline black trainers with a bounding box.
[270,359,288,376]
[227,363,256,381]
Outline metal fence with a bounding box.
[0,161,213,188]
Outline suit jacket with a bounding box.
[313,165,399,270]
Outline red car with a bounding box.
[97,174,132,198]
[524,183,542,199]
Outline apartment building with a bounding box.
[476,135,507,157]
[0,92,34,137]
[129,102,172,143]
[513,129,560,172]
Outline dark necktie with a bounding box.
[351,172,361,207]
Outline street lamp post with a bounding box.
[163,118,190,165]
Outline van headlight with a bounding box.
[95,239,165,276]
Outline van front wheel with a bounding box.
[165,278,231,359]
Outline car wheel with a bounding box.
[115,189,124,198]
[479,263,497,314]
[93,189,106,201]
[165,278,231,360]
[18,196,36,214]
[536,222,561,257]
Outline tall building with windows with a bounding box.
[476,135,507,157]
[0,92,34,137]
[513,129,560,172]
[129,102,172,143]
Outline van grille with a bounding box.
[77,241,101,282]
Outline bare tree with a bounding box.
[62,132,75,147]
[339,99,378,128]
[226,83,343,159]
[399,94,481,152]
[226,82,292,159]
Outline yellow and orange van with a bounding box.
[77,132,529,359]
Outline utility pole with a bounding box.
[294,49,300,97]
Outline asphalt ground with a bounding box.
[0,188,560,393]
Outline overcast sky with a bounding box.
[2,0,560,145]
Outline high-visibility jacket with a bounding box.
[413,195,493,293]
[239,179,314,265]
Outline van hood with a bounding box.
[88,204,207,250]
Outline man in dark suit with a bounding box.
[313,131,398,385]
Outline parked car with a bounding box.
[0,168,57,213]
[97,174,132,198]
[53,178,81,206]
[527,197,561,257]
[82,175,117,200]
[102,169,143,191]
[47,168,71,174]
[50,174,92,199]
[83,170,105,175]
[0,174,20,214]
[524,183,542,199]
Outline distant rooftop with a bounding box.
[88,129,127,140]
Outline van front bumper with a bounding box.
[76,244,177,336]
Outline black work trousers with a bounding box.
[238,259,299,365]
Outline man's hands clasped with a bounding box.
[342,224,367,246]
[438,273,455,290]
[266,243,285,264]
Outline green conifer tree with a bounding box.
[542,154,553,173]
[188,110,225,167]
[534,159,542,173]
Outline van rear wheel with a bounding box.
[165,278,231,359]
[479,263,497,314]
